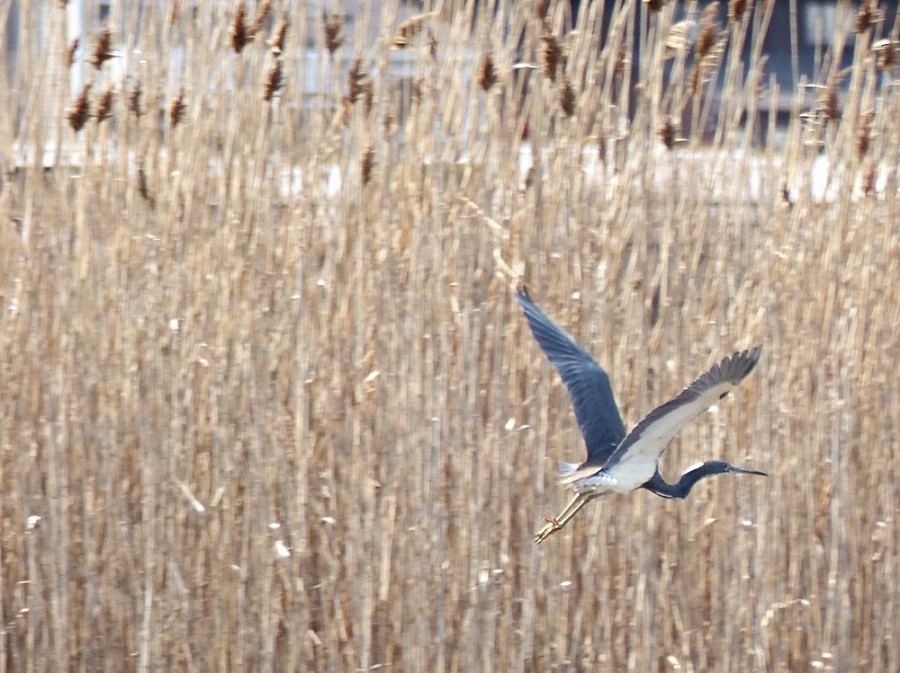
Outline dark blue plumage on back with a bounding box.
[516,288,626,464]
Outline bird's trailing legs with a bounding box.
[534,492,597,544]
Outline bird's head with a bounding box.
[703,459,767,477]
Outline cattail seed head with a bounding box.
[854,1,878,35]
[250,0,272,36]
[861,162,876,196]
[324,14,343,54]
[169,89,187,128]
[478,52,498,92]
[268,17,289,54]
[658,118,676,150]
[230,3,250,53]
[127,81,142,117]
[67,85,91,132]
[695,4,720,59]
[263,59,283,101]
[728,0,748,23]
[644,0,668,13]
[817,76,841,121]
[138,167,155,208]
[88,28,113,69]
[855,111,874,158]
[535,0,551,20]
[361,145,375,186]
[94,87,114,122]
[559,78,575,117]
[540,33,562,81]
[347,59,367,105]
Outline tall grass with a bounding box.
[0,1,896,671]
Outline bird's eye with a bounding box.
[718,392,728,399]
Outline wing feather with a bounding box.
[601,347,762,479]
[516,290,626,463]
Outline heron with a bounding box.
[516,287,766,544]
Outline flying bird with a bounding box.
[516,287,766,544]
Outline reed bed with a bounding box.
[0,1,897,671]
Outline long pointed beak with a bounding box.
[727,463,767,477]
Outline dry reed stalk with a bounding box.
[392,13,435,49]
[1,4,898,672]
[249,0,272,36]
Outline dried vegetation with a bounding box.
[0,1,897,671]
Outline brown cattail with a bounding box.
[66,37,79,67]
[478,52,498,92]
[127,81,142,117]
[230,3,250,53]
[361,145,375,186]
[94,87,114,122]
[169,88,187,128]
[728,0,748,23]
[695,4,720,59]
[88,28,113,69]
[559,78,575,117]
[644,0,668,13]
[780,183,792,209]
[855,111,874,158]
[67,85,91,132]
[347,59,367,105]
[540,33,562,81]
[658,118,676,150]
[535,0,551,20]
[427,29,438,59]
[250,0,272,36]
[324,13,343,54]
[861,162,876,197]
[263,59,283,101]
[690,5,724,95]
[268,17,289,54]
[817,75,842,121]
[854,0,879,35]
[138,167,155,208]
[168,0,180,28]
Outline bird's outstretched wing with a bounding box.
[516,288,626,463]
[599,347,762,476]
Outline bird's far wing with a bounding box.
[601,347,762,473]
[517,289,626,463]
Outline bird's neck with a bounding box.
[642,467,709,499]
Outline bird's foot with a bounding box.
[534,517,562,544]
